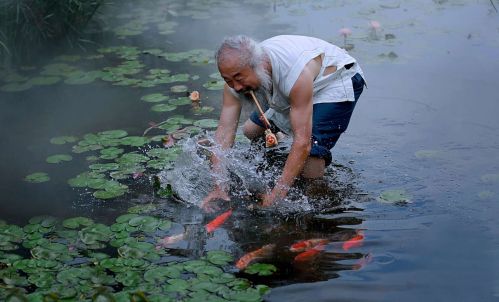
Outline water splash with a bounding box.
[159,131,314,213]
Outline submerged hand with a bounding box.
[201,187,230,213]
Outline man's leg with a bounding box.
[302,157,325,178]
[243,119,266,140]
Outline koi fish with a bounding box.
[293,244,326,262]
[205,209,233,233]
[290,238,329,253]
[156,233,185,250]
[235,244,275,270]
[342,231,364,251]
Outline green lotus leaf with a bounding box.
[378,189,411,204]
[164,278,189,293]
[89,163,120,172]
[183,260,210,273]
[166,116,194,125]
[26,271,55,288]
[117,152,150,164]
[64,71,99,85]
[158,123,182,132]
[141,93,169,103]
[203,80,225,90]
[115,271,143,287]
[86,155,99,162]
[41,63,78,76]
[109,171,130,180]
[151,103,177,112]
[114,230,129,239]
[72,143,102,153]
[193,106,215,115]
[86,178,110,190]
[62,217,94,229]
[170,85,188,93]
[144,266,182,284]
[88,252,111,262]
[169,97,192,106]
[208,272,236,285]
[46,284,78,298]
[28,76,61,86]
[1,224,24,240]
[116,213,139,223]
[49,135,78,145]
[0,82,32,92]
[193,119,218,129]
[414,149,442,159]
[147,148,174,158]
[127,203,158,214]
[147,159,174,170]
[55,229,78,240]
[24,172,50,183]
[93,189,125,200]
[206,250,233,266]
[46,154,73,164]
[222,288,262,302]
[120,136,150,147]
[100,147,125,159]
[128,215,157,227]
[189,279,225,293]
[228,278,251,290]
[481,173,499,184]
[0,253,23,265]
[90,270,116,285]
[244,263,277,276]
[478,190,495,200]
[23,224,40,233]
[29,216,58,229]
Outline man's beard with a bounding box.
[236,64,272,107]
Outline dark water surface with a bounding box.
[1,0,499,301]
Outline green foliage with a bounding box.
[0,0,104,64]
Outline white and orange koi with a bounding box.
[235,244,275,270]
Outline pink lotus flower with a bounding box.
[369,20,381,30]
[339,27,352,48]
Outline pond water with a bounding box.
[1,0,499,301]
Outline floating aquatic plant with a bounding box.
[244,263,277,276]
[46,154,73,164]
[378,189,411,204]
[24,172,50,183]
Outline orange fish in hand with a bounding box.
[235,244,275,270]
[205,209,233,233]
[342,231,364,251]
[290,238,329,252]
[293,244,326,262]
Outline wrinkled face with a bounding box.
[218,54,261,93]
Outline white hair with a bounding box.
[215,35,266,69]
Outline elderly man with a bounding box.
[202,35,365,210]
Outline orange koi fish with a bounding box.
[293,244,326,262]
[289,238,329,252]
[205,209,233,233]
[342,231,364,251]
[235,244,275,270]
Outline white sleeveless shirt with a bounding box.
[258,35,364,135]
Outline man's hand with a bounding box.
[201,187,230,213]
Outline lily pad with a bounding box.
[415,149,441,159]
[151,104,177,112]
[203,80,225,90]
[46,154,73,164]
[28,76,61,86]
[24,172,50,183]
[62,217,94,229]
[120,136,150,147]
[0,82,32,92]
[193,119,218,129]
[99,129,129,139]
[244,263,277,276]
[169,97,192,106]
[50,136,78,145]
[206,250,233,265]
[141,93,169,103]
[170,85,188,93]
[378,189,411,204]
[481,173,499,184]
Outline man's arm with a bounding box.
[262,59,319,206]
[201,84,242,211]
